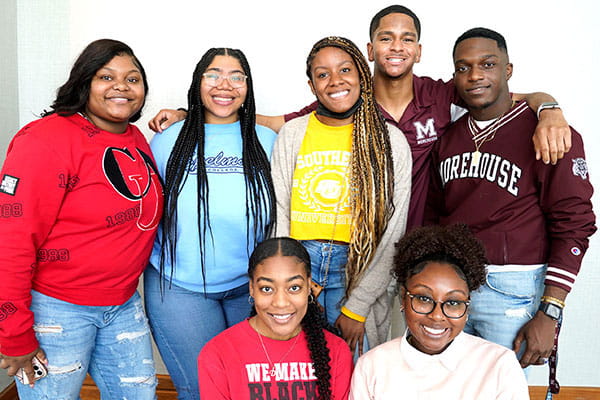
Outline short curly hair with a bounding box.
[393,224,487,292]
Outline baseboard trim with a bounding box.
[0,376,597,399]
[81,374,178,400]
[0,382,17,400]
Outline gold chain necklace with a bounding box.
[468,101,516,167]
[256,330,301,377]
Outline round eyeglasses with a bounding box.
[405,290,470,319]
[202,72,247,88]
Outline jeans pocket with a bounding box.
[486,271,537,300]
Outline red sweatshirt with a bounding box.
[0,113,163,356]
[426,102,596,292]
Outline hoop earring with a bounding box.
[248,295,254,305]
[308,294,315,304]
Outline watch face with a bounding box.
[541,302,562,320]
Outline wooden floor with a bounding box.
[80,375,177,399]
[1,376,599,399]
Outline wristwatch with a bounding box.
[536,102,560,119]
[538,301,563,321]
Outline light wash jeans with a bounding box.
[464,266,546,371]
[144,266,250,400]
[301,240,348,325]
[301,240,369,357]
[16,290,156,400]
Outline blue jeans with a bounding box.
[144,266,250,400]
[464,266,545,361]
[16,290,156,400]
[301,240,348,325]
[301,240,369,357]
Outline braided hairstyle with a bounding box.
[159,48,276,292]
[306,37,395,298]
[393,224,487,292]
[248,237,338,400]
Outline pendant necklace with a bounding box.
[468,114,503,168]
[257,329,301,377]
[468,101,519,167]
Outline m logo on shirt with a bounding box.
[102,147,162,231]
[414,118,438,144]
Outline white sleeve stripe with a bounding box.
[545,275,575,289]
[546,267,577,280]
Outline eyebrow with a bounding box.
[376,30,417,38]
[409,284,468,297]
[255,275,306,283]
[98,66,140,74]
[313,59,354,70]
[205,67,245,74]
[455,54,499,64]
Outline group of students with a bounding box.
[0,4,594,400]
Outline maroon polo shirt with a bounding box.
[284,75,461,230]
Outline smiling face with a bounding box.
[453,37,513,120]
[308,46,361,126]
[200,55,248,124]
[85,54,145,133]
[403,262,469,355]
[249,255,310,340]
[367,13,421,80]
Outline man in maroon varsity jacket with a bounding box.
[426,28,596,369]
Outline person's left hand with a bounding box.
[533,109,572,165]
[335,313,366,356]
[513,311,557,368]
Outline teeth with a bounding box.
[272,314,292,320]
[388,58,404,62]
[330,90,349,99]
[109,97,128,103]
[423,326,446,335]
[213,96,233,102]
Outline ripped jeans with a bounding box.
[463,265,546,361]
[16,290,157,400]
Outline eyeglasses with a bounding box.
[202,72,247,88]
[405,290,470,319]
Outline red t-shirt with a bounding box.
[198,319,353,399]
[0,113,163,356]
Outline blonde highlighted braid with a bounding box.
[306,36,395,298]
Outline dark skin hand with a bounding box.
[0,347,47,387]
[513,286,567,368]
[532,108,572,165]
[335,313,366,356]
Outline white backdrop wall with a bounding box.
[2,0,599,387]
